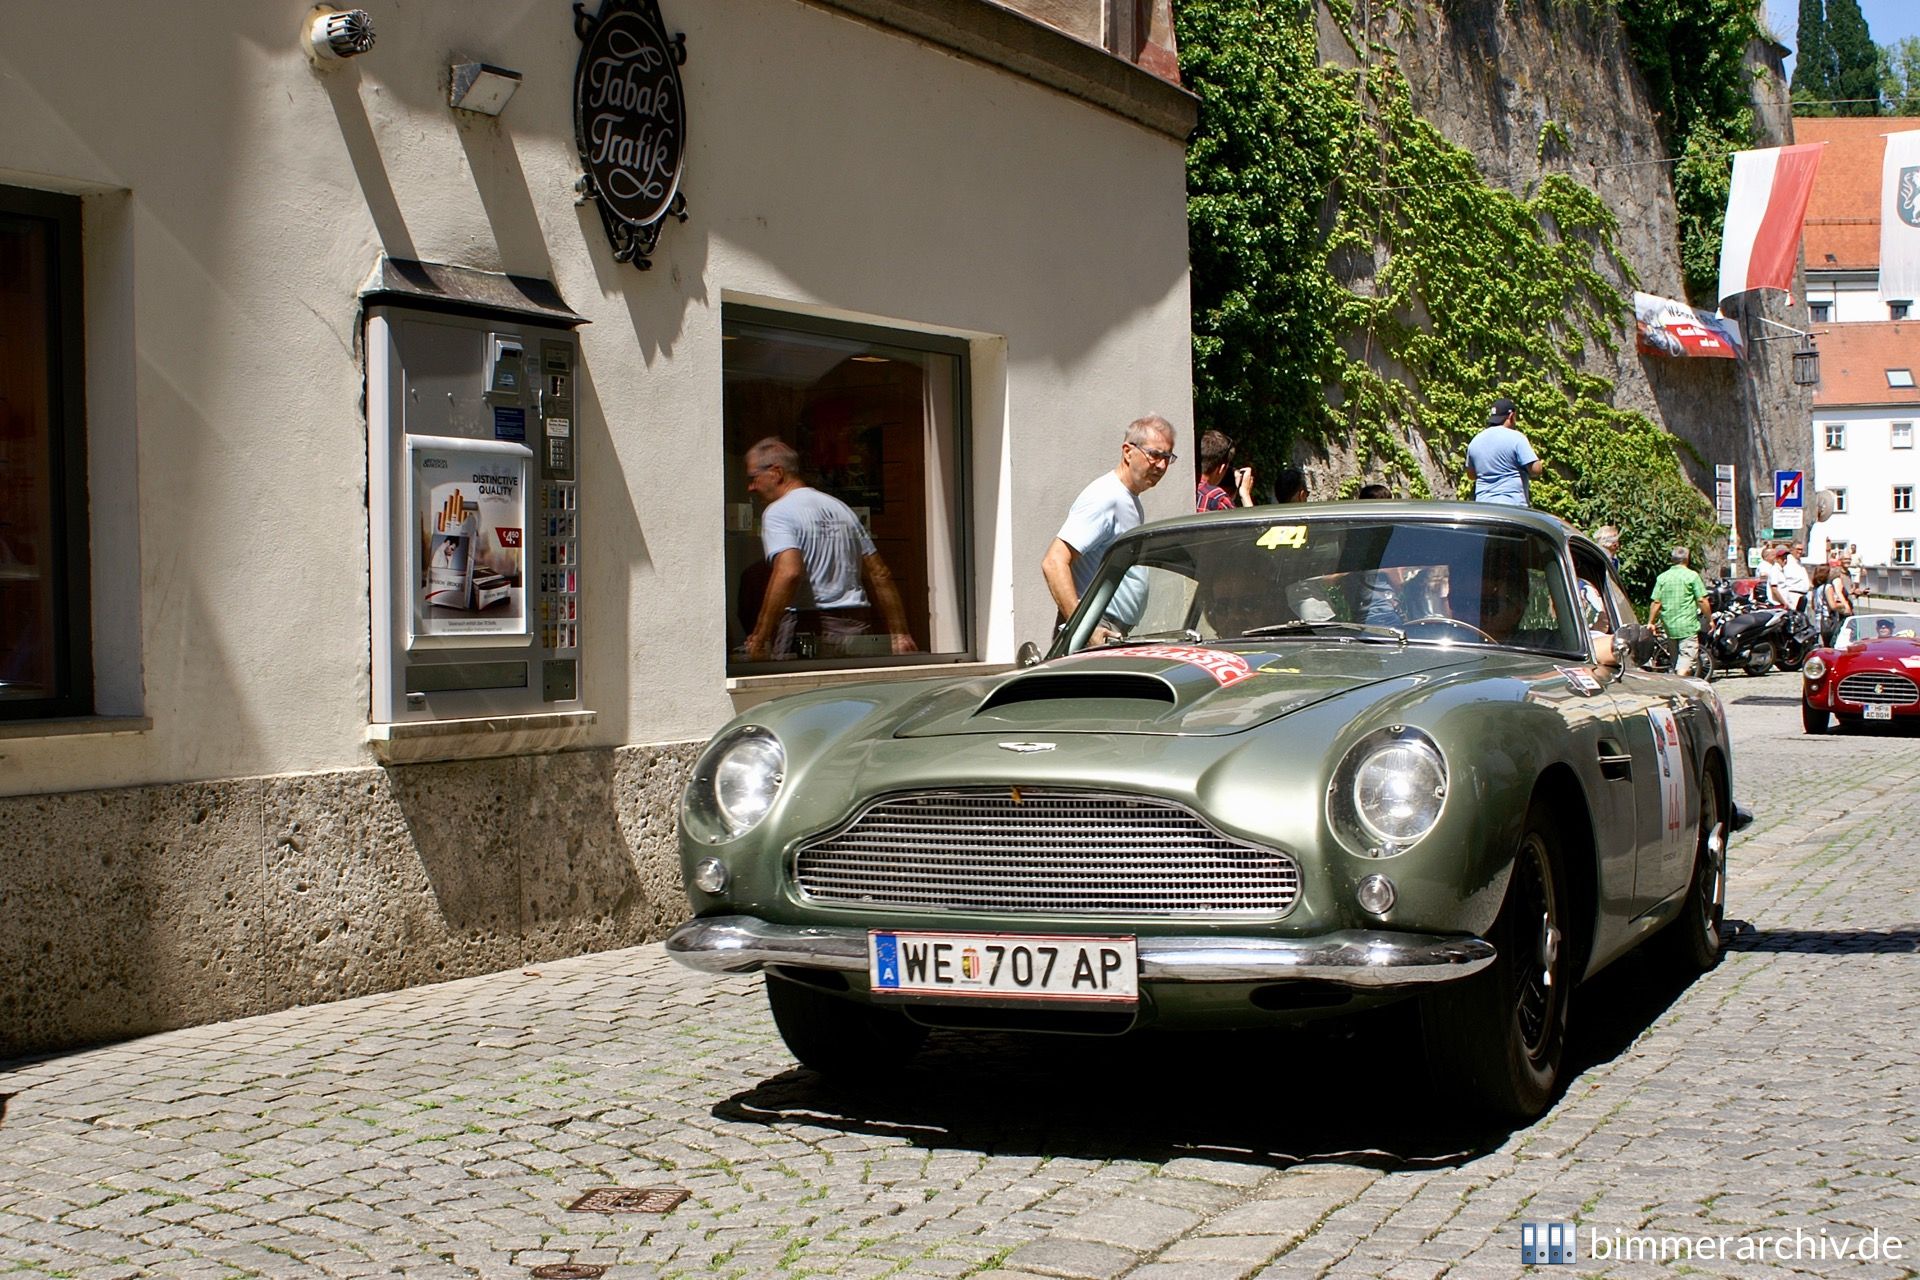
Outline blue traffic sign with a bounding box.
[1775,470,1804,508]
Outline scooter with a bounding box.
[1702,581,1817,675]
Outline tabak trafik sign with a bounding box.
[573,0,687,269]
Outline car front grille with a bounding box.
[792,789,1300,917]
[1836,672,1920,706]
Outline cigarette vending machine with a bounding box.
[366,294,585,735]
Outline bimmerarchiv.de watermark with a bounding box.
[1520,1221,1906,1266]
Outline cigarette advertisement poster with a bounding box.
[410,440,530,640]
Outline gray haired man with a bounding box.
[1647,546,1710,677]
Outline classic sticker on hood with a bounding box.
[1056,644,1256,687]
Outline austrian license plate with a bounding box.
[1865,702,1893,721]
[868,930,1138,1004]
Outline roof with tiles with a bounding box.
[1811,321,1920,407]
[1795,117,1920,272]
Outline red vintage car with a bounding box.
[1801,613,1920,733]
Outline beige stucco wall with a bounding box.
[0,0,1194,1052]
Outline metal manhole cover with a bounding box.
[568,1186,690,1214]
[530,1266,607,1279]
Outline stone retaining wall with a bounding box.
[0,743,699,1056]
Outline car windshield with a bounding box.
[1062,515,1584,657]
[1852,614,1920,643]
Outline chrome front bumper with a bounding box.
[665,915,1495,988]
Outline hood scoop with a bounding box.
[978,672,1176,711]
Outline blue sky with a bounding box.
[1767,0,1920,79]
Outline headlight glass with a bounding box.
[1802,655,1826,682]
[683,726,786,843]
[1337,729,1447,852]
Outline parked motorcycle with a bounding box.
[1701,580,1818,676]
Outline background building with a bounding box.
[0,0,1196,1053]
[1795,116,1920,581]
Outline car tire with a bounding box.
[1802,703,1830,734]
[1652,768,1726,975]
[1743,642,1775,677]
[1420,800,1569,1122]
[765,972,929,1078]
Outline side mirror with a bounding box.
[1016,640,1043,668]
[1616,622,1658,669]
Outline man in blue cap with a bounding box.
[1465,396,1543,506]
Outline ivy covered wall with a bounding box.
[1177,0,1789,597]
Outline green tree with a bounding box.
[1174,0,1719,595]
[1791,0,1835,115]
[1616,0,1761,303]
[1827,0,1881,115]
[1880,36,1920,115]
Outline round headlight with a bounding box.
[684,726,786,843]
[1351,735,1447,846]
[713,733,785,832]
[1802,654,1827,682]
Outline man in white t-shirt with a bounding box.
[1042,414,1177,643]
[742,437,916,661]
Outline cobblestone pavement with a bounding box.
[3,674,1917,1279]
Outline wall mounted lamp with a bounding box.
[450,63,522,116]
[306,5,375,62]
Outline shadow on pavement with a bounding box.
[713,950,1724,1173]
[1726,924,1920,954]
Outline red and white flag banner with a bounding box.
[1716,143,1823,307]
[1879,128,1920,304]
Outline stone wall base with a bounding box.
[0,743,700,1058]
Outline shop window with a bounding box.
[1895,422,1914,449]
[1833,488,1849,513]
[1823,422,1846,450]
[1,186,91,720]
[1896,539,1916,566]
[1896,486,1915,513]
[722,307,970,672]
[1810,301,1832,322]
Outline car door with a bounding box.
[1561,545,1643,935]
[1593,560,1696,915]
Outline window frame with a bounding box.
[1895,422,1914,449]
[1,184,92,721]
[1823,422,1846,451]
[1896,485,1916,514]
[1833,487,1849,514]
[1889,369,1916,388]
[1891,302,1912,322]
[722,304,975,676]
[1895,539,1916,567]
[1810,301,1832,323]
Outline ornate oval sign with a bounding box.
[573,0,687,266]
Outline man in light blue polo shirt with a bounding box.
[1465,396,1543,506]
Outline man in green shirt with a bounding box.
[1647,547,1711,677]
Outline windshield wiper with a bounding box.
[1096,627,1202,647]
[1238,620,1406,644]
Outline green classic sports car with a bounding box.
[669,503,1744,1119]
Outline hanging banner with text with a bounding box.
[1634,292,1744,359]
